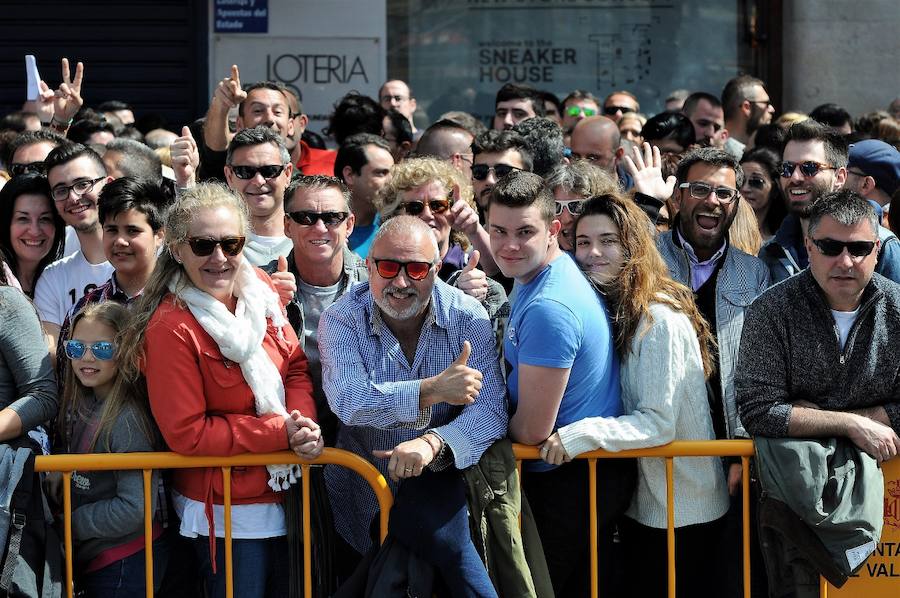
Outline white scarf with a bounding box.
[168,257,299,491]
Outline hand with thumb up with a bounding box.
[270,254,297,308]
[454,250,488,303]
[419,340,484,408]
[171,125,199,188]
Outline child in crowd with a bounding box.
[54,301,167,597]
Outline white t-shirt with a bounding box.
[63,226,81,257]
[33,251,113,326]
[171,491,286,539]
[243,232,293,267]
[831,308,860,351]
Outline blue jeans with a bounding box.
[192,535,288,598]
[78,535,170,598]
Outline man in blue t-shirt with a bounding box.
[486,170,634,597]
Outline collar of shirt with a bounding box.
[675,225,727,291]
[364,279,457,338]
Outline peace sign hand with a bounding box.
[53,58,84,123]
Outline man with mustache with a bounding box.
[760,119,900,284]
[318,216,507,589]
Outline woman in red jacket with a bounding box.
[118,182,321,598]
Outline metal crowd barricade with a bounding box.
[513,440,757,598]
[34,448,393,598]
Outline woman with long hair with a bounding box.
[540,192,729,598]
[740,147,786,241]
[117,182,321,598]
[0,172,65,295]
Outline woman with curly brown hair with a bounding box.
[539,190,729,598]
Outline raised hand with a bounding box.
[623,142,677,201]
[270,255,297,308]
[419,340,483,408]
[171,126,200,188]
[454,250,488,302]
[447,193,480,236]
[52,58,84,124]
[214,64,247,109]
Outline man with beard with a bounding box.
[721,75,775,160]
[317,216,507,588]
[638,145,769,596]
[682,92,728,149]
[760,119,900,284]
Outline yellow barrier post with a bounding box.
[665,458,676,598]
[142,469,154,598]
[62,471,73,598]
[302,464,312,598]
[222,467,233,598]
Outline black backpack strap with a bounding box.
[0,447,35,591]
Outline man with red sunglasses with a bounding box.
[761,119,900,285]
[318,216,507,589]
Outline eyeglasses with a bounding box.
[380,94,408,103]
[287,211,349,227]
[51,177,105,202]
[678,181,739,203]
[780,161,835,178]
[185,236,246,257]
[554,199,584,216]
[603,105,635,116]
[229,165,285,180]
[472,163,519,181]
[744,176,768,190]
[372,259,433,281]
[10,161,45,176]
[810,238,877,258]
[748,99,772,109]
[566,106,597,117]
[399,198,451,216]
[64,340,115,361]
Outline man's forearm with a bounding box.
[849,405,891,427]
[787,406,858,438]
[203,100,231,152]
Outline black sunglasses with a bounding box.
[373,259,433,281]
[229,165,285,180]
[185,236,246,257]
[603,105,635,116]
[287,211,349,227]
[811,238,877,258]
[472,163,519,181]
[780,161,835,178]
[10,161,45,177]
[744,176,768,190]
[400,199,451,216]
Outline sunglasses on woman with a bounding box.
[399,199,451,216]
[64,340,115,361]
[186,236,246,257]
[372,259,434,281]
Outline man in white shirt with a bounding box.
[35,144,114,354]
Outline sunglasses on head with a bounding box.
[229,164,285,180]
[185,236,246,257]
[287,211,349,227]
[471,163,519,181]
[554,199,584,216]
[64,340,115,361]
[603,105,635,116]
[780,161,835,178]
[372,259,433,281]
[10,161,45,177]
[400,198,451,216]
[566,106,596,117]
[811,238,876,258]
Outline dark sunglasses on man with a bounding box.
[287,211,349,227]
[603,106,635,116]
[471,163,519,181]
[10,161,46,177]
[229,165,286,180]
[780,161,835,178]
[185,236,246,257]
[372,259,433,281]
[810,238,877,258]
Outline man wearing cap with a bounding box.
[844,139,900,226]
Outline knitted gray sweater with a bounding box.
[736,270,900,437]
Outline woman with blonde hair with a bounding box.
[117,182,320,597]
[540,191,729,598]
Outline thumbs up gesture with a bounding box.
[419,340,484,408]
[171,125,200,188]
[454,250,488,303]
[271,254,297,308]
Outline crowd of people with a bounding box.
[1,55,900,598]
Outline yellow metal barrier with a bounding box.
[34,448,393,598]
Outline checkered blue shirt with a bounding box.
[319,278,508,553]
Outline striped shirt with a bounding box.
[319,278,508,552]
